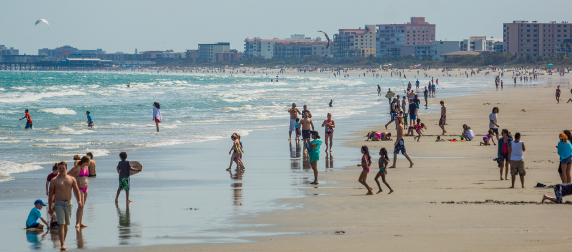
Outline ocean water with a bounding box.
[1,70,552,251]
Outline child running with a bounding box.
[414,121,427,142]
[374,148,393,194]
[480,129,497,146]
[357,146,373,195]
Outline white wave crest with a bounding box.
[0,161,43,183]
[40,108,77,115]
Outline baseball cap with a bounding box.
[34,199,47,206]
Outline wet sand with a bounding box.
[95,79,572,251]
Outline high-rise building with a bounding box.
[243,35,322,59]
[38,45,105,59]
[376,17,435,57]
[504,20,572,57]
[333,25,376,58]
[198,42,230,62]
[0,45,19,56]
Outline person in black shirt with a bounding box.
[385,98,398,129]
[408,99,418,126]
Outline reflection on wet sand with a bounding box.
[325,153,334,169]
[115,202,141,245]
[75,227,85,249]
[25,229,48,250]
[229,170,244,208]
[289,142,301,159]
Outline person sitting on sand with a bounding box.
[461,124,474,141]
[374,148,393,194]
[366,131,391,141]
[357,146,373,195]
[26,200,50,230]
[480,129,496,146]
[542,183,572,204]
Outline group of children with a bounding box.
[357,146,393,195]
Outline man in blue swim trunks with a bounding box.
[389,116,414,168]
[300,111,314,154]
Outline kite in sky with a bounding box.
[35,19,49,26]
[318,30,330,48]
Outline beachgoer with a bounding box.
[321,113,335,153]
[385,98,398,129]
[489,107,500,141]
[295,118,301,141]
[377,85,381,97]
[374,148,393,194]
[288,103,301,141]
[408,99,418,126]
[329,99,333,107]
[86,152,96,177]
[46,165,58,196]
[307,131,322,184]
[19,109,33,129]
[228,133,245,171]
[357,146,373,195]
[301,105,312,119]
[558,133,572,183]
[401,96,407,113]
[48,161,83,251]
[556,86,561,104]
[389,116,414,168]
[415,79,420,89]
[26,200,49,230]
[300,112,315,153]
[387,88,393,104]
[439,101,447,135]
[432,83,436,96]
[423,87,428,108]
[542,183,572,203]
[480,129,496,146]
[414,122,427,142]
[508,132,526,188]
[461,124,474,141]
[153,102,162,133]
[115,152,141,203]
[498,129,512,180]
[67,156,90,228]
[86,111,93,128]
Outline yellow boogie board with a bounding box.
[129,161,143,175]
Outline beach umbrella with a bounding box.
[547,63,554,66]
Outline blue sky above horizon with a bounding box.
[2,0,572,55]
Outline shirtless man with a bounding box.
[439,100,447,135]
[86,152,96,177]
[300,112,315,153]
[287,103,301,141]
[385,98,398,129]
[389,116,414,168]
[48,162,82,251]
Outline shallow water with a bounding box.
[0,70,552,251]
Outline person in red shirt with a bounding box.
[46,164,59,229]
[19,109,33,129]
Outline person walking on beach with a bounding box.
[389,116,414,168]
[301,104,312,119]
[408,99,418,126]
[498,129,512,180]
[377,85,381,97]
[86,111,93,128]
[439,101,447,135]
[431,83,436,96]
[556,86,561,104]
[321,113,335,153]
[423,87,428,108]
[48,162,83,251]
[19,109,33,129]
[508,132,526,188]
[387,88,393,104]
[288,103,301,141]
[489,107,500,141]
[558,133,572,183]
[67,156,90,228]
[374,147,393,194]
[357,146,373,195]
[153,102,162,133]
[306,131,322,184]
[300,112,315,153]
[115,152,141,203]
[385,98,398,129]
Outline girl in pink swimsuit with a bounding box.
[68,156,90,228]
[357,146,373,195]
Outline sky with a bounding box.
[2,0,572,55]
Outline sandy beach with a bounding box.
[93,78,572,252]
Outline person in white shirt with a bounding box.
[489,107,500,141]
[508,132,526,188]
[461,124,474,141]
[153,102,162,132]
